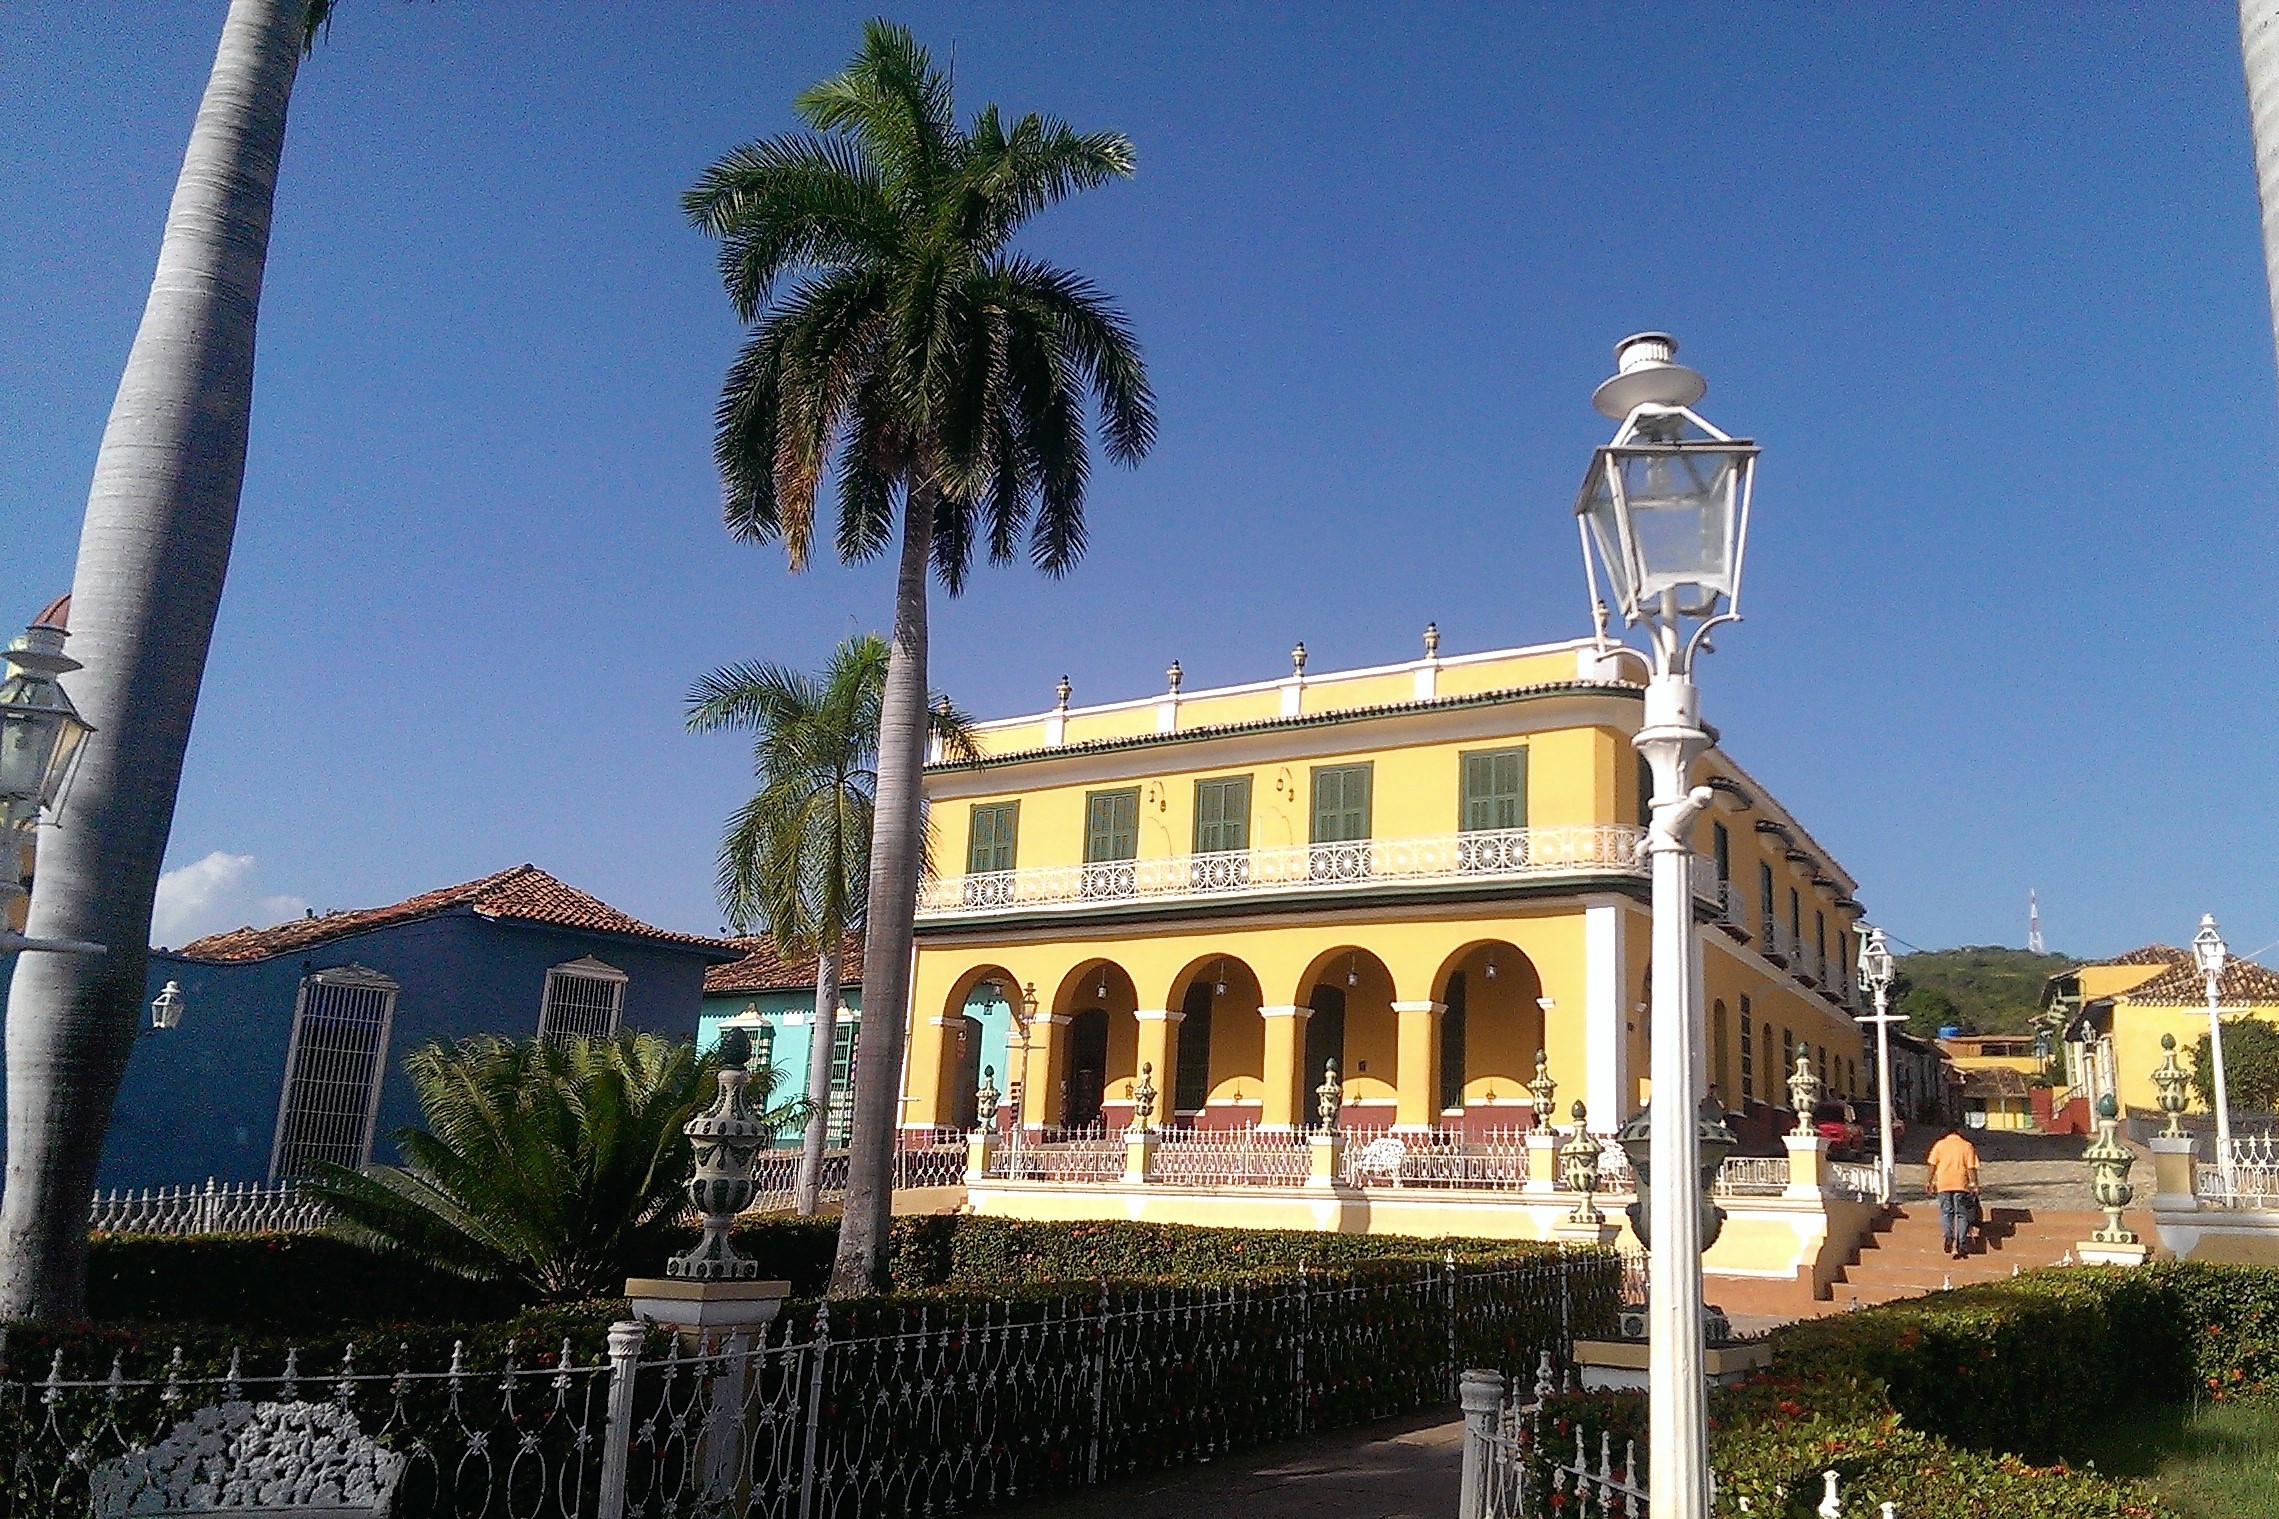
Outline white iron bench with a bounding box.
[91,1399,403,1517]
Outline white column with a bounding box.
[1637,671,1714,1519]
[1584,900,1629,1124]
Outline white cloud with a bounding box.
[151,852,309,947]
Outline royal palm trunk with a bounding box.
[830,487,934,1294]
[2246,1,2279,382]
[1,0,306,1320]
[794,928,842,1215]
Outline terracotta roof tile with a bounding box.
[2083,944,2193,969]
[705,936,864,994]
[174,865,735,963]
[2118,956,2279,1007]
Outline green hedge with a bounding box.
[83,1216,1546,1330]
[1530,1263,2279,1516]
[86,1232,525,1329]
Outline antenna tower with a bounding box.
[2028,891,2045,955]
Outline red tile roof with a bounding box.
[174,865,736,963]
[704,935,864,994]
[2117,957,2279,1007]
[2082,945,2193,969]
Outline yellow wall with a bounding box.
[2111,1002,2279,1113]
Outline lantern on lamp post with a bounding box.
[148,980,186,1033]
[1574,332,1758,1519]
[2194,913,2235,1190]
[0,609,102,957]
[1855,925,1900,1204]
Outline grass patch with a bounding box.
[2071,1398,2279,1519]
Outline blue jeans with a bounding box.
[1938,1190,1975,1248]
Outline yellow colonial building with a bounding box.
[2048,946,2279,1116]
[897,630,1869,1144]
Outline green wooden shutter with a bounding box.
[1193,776,1251,853]
[967,802,1018,873]
[1085,788,1139,863]
[1310,764,1372,843]
[1460,748,1527,832]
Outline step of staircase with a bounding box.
[1824,1204,2148,1308]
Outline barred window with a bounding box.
[269,965,398,1181]
[539,956,626,1042]
[1739,997,1754,1101]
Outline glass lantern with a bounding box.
[2194,914,2227,979]
[0,621,91,814]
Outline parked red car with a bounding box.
[1813,1100,1867,1161]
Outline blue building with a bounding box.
[107,865,738,1187]
[697,939,862,1148]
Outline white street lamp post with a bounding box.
[0,612,103,957]
[1574,332,1757,1519]
[1855,925,1900,1205]
[2194,913,2234,1190]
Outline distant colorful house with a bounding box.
[1935,1032,2041,1131]
[698,938,864,1147]
[103,865,738,1188]
[2046,945,2279,1118]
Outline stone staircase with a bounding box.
[1824,1203,2129,1307]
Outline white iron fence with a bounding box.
[2198,1131,2279,1208]
[4,1253,1616,1519]
[88,1180,328,1236]
[744,1142,970,1214]
[89,1145,977,1238]
[1457,1365,1898,1519]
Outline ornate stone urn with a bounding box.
[2084,1092,2140,1246]
[1787,1051,1821,1135]
[2152,1034,2190,1140]
[668,1028,769,1281]
[1561,1101,1603,1224]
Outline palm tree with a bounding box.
[1,0,335,1322]
[305,1032,804,1303]
[684,21,1154,1292]
[686,633,973,1216]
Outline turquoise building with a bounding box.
[700,937,1018,1140]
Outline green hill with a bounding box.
[1891,946,2074,1038]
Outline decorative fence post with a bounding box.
[2149,1033,2201,1213]
[1308,1061,1346,1188]
[1523,1053,1561,1193]
[2077,1093,2150,1265]
[796,1300,830,1519]
[596,1320,644,1519]
[1456,1368,1506,1519]
[1122,1064,1159,1183]
[966,1066,1000,1183]
[1784,1053,1831,1199]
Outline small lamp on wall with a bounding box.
[149,980,185,1033]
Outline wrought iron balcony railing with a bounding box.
[919,824,1659,919]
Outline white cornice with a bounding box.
[925,690,1644,800]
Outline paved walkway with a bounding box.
[999,1409,1464,1519]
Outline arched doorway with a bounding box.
[1303,984,1345,1113]
[1066,1008,1109,1128]
[1174,979,1214,1117]
[1431,942,1543,1124]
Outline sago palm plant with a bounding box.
[685,18,1153,1293]
[686,633,973,1216]
[305,1033,803,1302]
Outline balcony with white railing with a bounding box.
[919,824,1654,920]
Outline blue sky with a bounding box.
[4,3,2274,958]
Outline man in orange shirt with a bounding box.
[1926,1124,1982,1256]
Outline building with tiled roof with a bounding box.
[102,867,738,1190]
[698,936,866,1149]
[175,864,729,962]
[2045,943,2279,1118]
